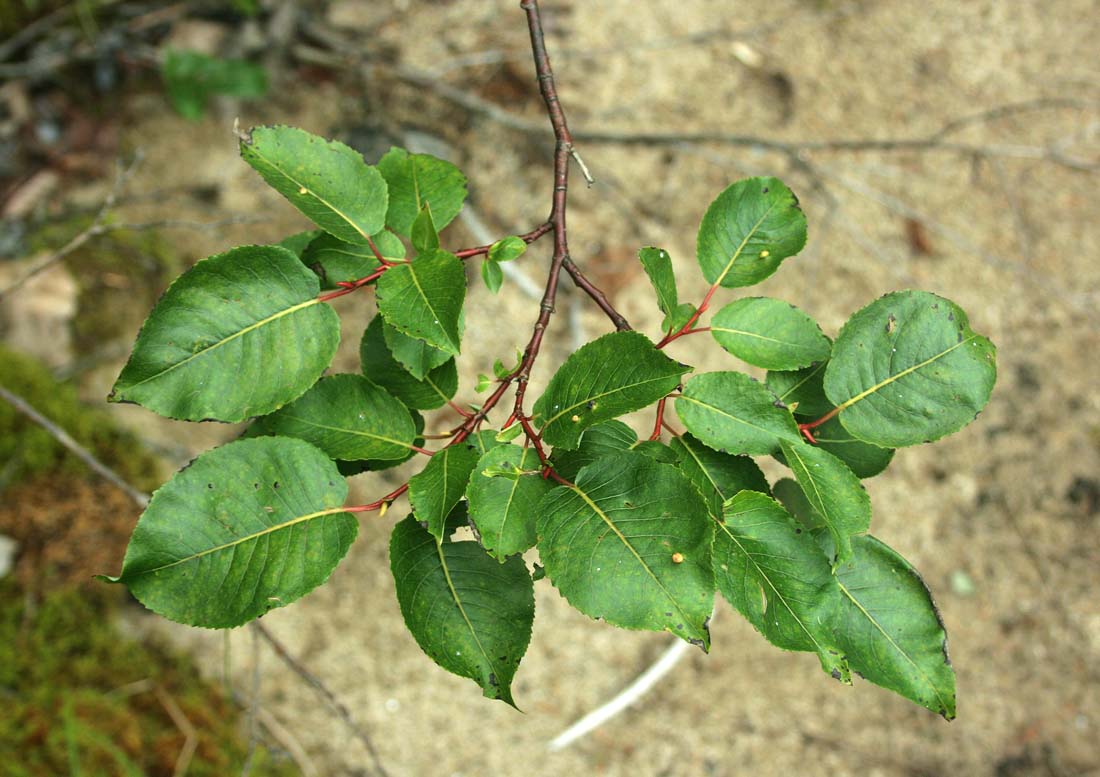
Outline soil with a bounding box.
[5,1,1100,775]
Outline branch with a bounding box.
[252,622,390,777]
[0,384,150,507]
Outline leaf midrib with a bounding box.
[715,518,831,656]
[835,336,977,413]
[123,505,349,578]
[712,200,779,286]
[541,372,681,431]
[393,262,459,352]
[247,142,372,243]
[121,297,322,390]
[837,579,950,713]
[435,540,500,692]
[569,482,697,632]
[677,394,799,442]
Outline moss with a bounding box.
[0,344,161,492]
[0,579,300,776]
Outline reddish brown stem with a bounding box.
[656,281,722,348]
[649,396,668,440]
[798,405,842,443]
[345,483,409,513]
[317,265,388,303]
[454,221,553,258]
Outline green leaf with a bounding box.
[766,361,831,417]
[675,371,800,456]
[275,229,321,258]
[246,375,415,462]
[383,320,451,380]
[797,415,894,478]
[336,409,425,475]
[467,445,555,561]
[390,516,533,706]
[824,534,956,719]
[710,297,831,370]
[536,451,715,647]
[550,420,637,481]
[481,259,503,294]
[777,439,870,565]
[109,245,339,422]
[240,126,387,245]
[475,374,492,393]
[533,331,689,450]
[410,204,440,254]
[696,177,807,288]
[162,50,267,120]
[713,491,847,679]
[638,246,678,319]
[102,437,354,628]
[488,236,527,263]
[300,231,404,288]
[376,249,465,355]
[359,316,457,411]
[495,423,524,443]
[408,443,481,541]
[670,433,769,517]
[377,147,468,236]
[662,302,696,335]
[824,291,997,447]
[631,439,679,464]
[492,357,514,380]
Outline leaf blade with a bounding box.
[467,445,555,561]
[675,371,800,455]
[696,177,807,288]
[536,451,715,647]
[390,516,533,706]
[710,297,831,370]
[533,331,689,450]
[824,291,996,447]
[109,245,339,422]
[376,249,466,355]
[241,126,387,245]
[104,437,354,628]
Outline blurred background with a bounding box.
[1,1,1098,775]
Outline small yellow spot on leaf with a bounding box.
[298,186,308,195]
[759,249,770,258]
[671,552,684,564]
[571,414,581,422]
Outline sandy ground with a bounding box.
[12,0,1100,774]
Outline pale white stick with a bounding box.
[547,609,716,752]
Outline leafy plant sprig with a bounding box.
[102,0,995,719]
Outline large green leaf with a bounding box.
[383,320,452,380]
[102,437,354,628]
[376,249,465,355]
[713,491,846,678]
[710,297,830,370]
[240,125,387,245]
[246,375,416,462]
[275,229,321,258]
[675,371,800,455]
[823,533,957,719]
[696,177,807,288]
[824,291,996,447]
[109,245,339,422]
[359,316,457,411]
[550,420,638,481]
[377,147,468,236]
[467,445,555,561]
[766,361,831,417]
[796,415,894,478]
[533,331,689,450]
[536,451,715,647]
[300,231,404,288]
[390,516,533,706]
[670,433,769,517]
[408,442,481,541]
[777,439,870,565]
